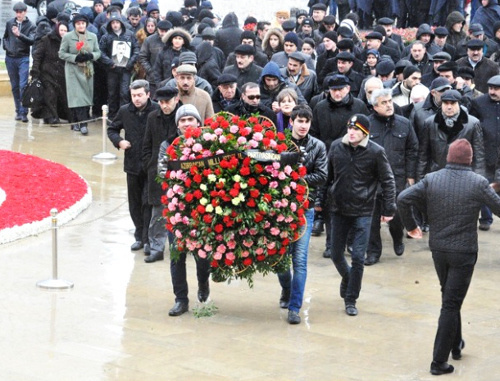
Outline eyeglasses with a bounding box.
[246,95,261,100]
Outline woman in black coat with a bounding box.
[196,41,222,89]
[30,22,70,124]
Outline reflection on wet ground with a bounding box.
[1,98,500,380]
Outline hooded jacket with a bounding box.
[445,11,466,48]
[196,41,222,88]
[471,0,500,40]
[99,15,139,71]
[258,61,307,108]
[214,13,242,57]
[152,27,193,85]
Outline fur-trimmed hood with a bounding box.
[162,27,192,47]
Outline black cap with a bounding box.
[323,31,338,43]
[289,51,306,63]
[336,51,355,61]
[72,13,89,25]
[302,18,313,27]
[441,89,462,102]
[394,59,412,75]
[436,61,458,73]
[457,67,474,80]
[430,77,452,91]
[373,25,387,37]
[328,74,349,89]
[403,65,420,79]
[469,23,484,36]
[337,38,354,51]
[337,26,354,39]
[365,32,383,40]
[234,44,255,56]
[431,52,451,62]
[156,86,179,101]
[217,73,238,85]
[13,1,27,11]
[467,39,484,49]
[311,3,327,11]
[377,17,394,25]
[434,27,449,36]
[487,74,500,87]
[376,60,395,76]
[347,114,370,135]
[157,20,172,31]
[282,19,296,31]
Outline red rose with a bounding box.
[240,166,250,176]
[259,177,268,185]
[211,260,219,268]
[197,205,206,214]
[184,178,192,187]
[253,124,263,132]
[265,130,275,139]
[203,214,212,224]
[254,164,263,174]
[161,195,167,204]
[262,137,270,147]
[263,193,272,202]
[214,224,223,233]
[277,132,286,140]
[229,188,239,197]
[211,198,219,207]
[250,189,259,198]
[291,171,299,180]
[193,190,203,199]
[248,178,257,186]
[247,198,256,207]
[254,213,264,222]
[298,166,307,176]
[203,168,212,176]
[193,174,202,183]
[243,258,253,266]
[268,248,277,255]
[225,258,234,266]
[185,193,194,202]
[257,255,266,261]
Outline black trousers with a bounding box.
[70,106,90,123]
[367,196,404,259]
[432,251,477,363]
[170,254,210,303]
[107,69,131,119]
[127,172,151,243]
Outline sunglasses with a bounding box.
[246,95,261,100]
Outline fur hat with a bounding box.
[447,139,473,165]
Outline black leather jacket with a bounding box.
[292,135,328,206]
[327,135,396,217]
[3,18,35,57]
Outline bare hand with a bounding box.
[118,140,131,150]
[455,77,465,90]
[407,178,415,186]
[407,227,423,239]
[12,26,20,37]
[490,182,500,193]
[314,206,322,212]
[271,101,281,113]
[381,215,394,223]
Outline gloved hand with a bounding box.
[74,54,86,63]
[82,52,93,61]
[299,146,308,163]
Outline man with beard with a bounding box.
[365,89,418,265]
[107,80,160,255]
[226,82,277,124]
[175,64,214,122]
[392,66,422,107]
[279,52,318,103]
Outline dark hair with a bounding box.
[257,21,270,31]
[130,79,150,93]
[106,5,121,14]
[127,6,142,17]
[291,104,313,122]
[242,82,259,94]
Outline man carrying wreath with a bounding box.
[277,105,328,324]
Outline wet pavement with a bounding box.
[1,96,500,381]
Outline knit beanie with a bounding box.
[347,114,370,135]
[403,65,420,80]
[323,31,338,43]
[447,139,473,165]
[175,104,202,125]
[284,32,299,46]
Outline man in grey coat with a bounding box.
[398,139,500,376]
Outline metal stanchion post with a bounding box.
[92,105,117,161]
[36,209,74,290]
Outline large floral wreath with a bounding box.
[161,112,308,286]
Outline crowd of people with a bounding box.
[5,0,500,375]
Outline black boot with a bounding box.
[144,252,164,263]
[311,220,324,236]
[198,280,210,302]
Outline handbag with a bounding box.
[21,78,45,108]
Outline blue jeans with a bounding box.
[330,213,372,305]
[5,56,30,116]
[278,208,315,312]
